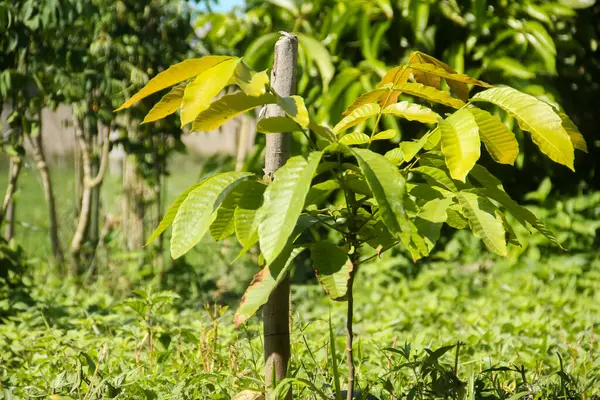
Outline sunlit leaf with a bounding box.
[235,63,270,96]
[180,57,240,126]
[192,92,276,132]
[383,101,439,124]
[142,84,186,124]
[393,82,465,109]
[339,132,371,145]
[116,56,237,111]
[371,129,397,141]
[418,198,453,223]
[439,109,481,182]
[472,87,574,170]
[333,103,380,134]
[469,108,518,165]
[558,112,587,153]
[277,95,310,127]
[210,182,247,241]
[408,51,469,101]
[343,88,387,117]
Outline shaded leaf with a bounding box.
[171,172,253,258]
[310,242,353,300]
[277,95,310,127]
[297,33,334,89]
[343,88,387,117]
[353,148,411,247]
[257,116,302,134]
[258,152,323,264]
[559,112,587,152]
[235,181,266,248]
[457,190,508,256]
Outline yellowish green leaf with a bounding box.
[333,103,380,134]
[142,84,186,124]
[558,112,587,153]
[116,56,236,111]
[393,82,465,109]
[343,88,387,117]
[277,95,310,127]
[371,129,397,141]
[439,109,481,182]
[192,92,276,132]
[383,101,440,123]
[457,190,508,256]
[472,87,574,170]
[257,116,302,133]
[339,132,371,145]
[468,108,519,165]
[180,57,240,126]
[235,63,270,96]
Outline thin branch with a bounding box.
[87,125,111,188]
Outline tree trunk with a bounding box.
[28,126,64,264]
[70,120,110,274]
[262,32,298,399]
[2,156,22,240]
[122,142,146,251]
[88,121,101,244]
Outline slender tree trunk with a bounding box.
[262,33,298,399]
[70,120,110,274]
[2,156,22,240]
[88,120,101,244]
[123,148,146,251]
[345,268,357,400]
[28,123,64,264]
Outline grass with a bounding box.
[1,156,600,399]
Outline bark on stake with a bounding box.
[262,32,298,400]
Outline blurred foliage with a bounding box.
[195,0,599,197]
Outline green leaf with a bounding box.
[210,182,247,241]
[383,101,440,124]
[472,87,574,170]
[559,112,587,153]
[142,83,186,124]
[408,63,492,89]
[333,104,380,134]
[234,247,304,326]
[180,57,240,126]
[310,243,353,301]
[257,117,302,134]
[297,33,334,90]
[457,190,508,256]
[446,205,469,229]
[418,198,453,223]
[407,51,469,101]
[469,165,562,248]
[116,56,237,111]
[339,132,371,145]
[235,63,270,96]
[439,109,480,182]
[371,129,397,141]
[385,148,404,165]
[407,218,442,260]
[170,172,253,258]
[234,181,266,249]
[393,82,465,109]
[277,95,310,127]
[258,152,323,264]
[146,181,205,246]
[305,180,340,206]
[412,166,457,192]
[192,92,276,132]
[468,108,519,165]
[343,88,387,117]
[352,148,411,247]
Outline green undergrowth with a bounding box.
[1,246,599,399]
